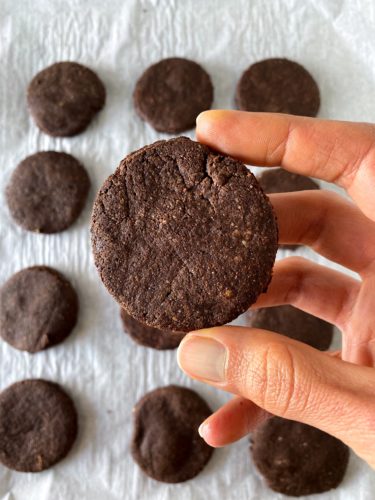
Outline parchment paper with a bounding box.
[1,0,375,498]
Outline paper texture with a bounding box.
[1,0,375,498]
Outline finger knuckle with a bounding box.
[282,256,309,304]
[252,342,308,417]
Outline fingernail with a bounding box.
[198,422,206,438]
[177,336,227,383]
[196,111,208,126]
[196,109,224,126]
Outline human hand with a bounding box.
[177,110,375,469]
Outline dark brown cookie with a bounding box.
[247,305,333,350]
[133,58,213,133]
[0,379,78,472]
[251,416,349,496]
[27,61,106,137]
[257,168,319,250]
[131,385,213,483]
[120,308,185,350]
[236,58,320,117]
[257,168,320,194]
[0,266,78,353]
[6,151,90,234]
[91,137,278,332]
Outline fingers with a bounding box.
[254,257,360,328]
[270,190,375,275]
[199,397,269,447]
[196,110,375,221]
[177,326,375,465]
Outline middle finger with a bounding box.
[270,190,375,276]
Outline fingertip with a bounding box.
[196,110,233,142]
[198,419,224,448]
[176,331,208,376]
[176,336,188,372]
[198,421,205,438]
[195,110,211,127]
[176,330,211,370]
[196,109,263,162]
[177,333,228,383]
[196,109,225,125]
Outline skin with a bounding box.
[177,110,375,469]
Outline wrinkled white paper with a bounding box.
[1,0,375,498]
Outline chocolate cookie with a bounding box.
[131,385,213,483]
[0,266,78,353]
[257,168,320,194]
[251,416,349,496]
[133,58,213,133]
[0,379,78,472]
[236,58,320,117]
[27,61,106,136]
[120,309,185,350]
[6,151,90,233]
[247,305,333,350]
[91,137,278,332]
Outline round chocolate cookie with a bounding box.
[257,168,320,194]
[133,57,213,133]
[0,379,78,472]
[91,137,278,332]
[131,385,213,483]
[251,416,349,496]
[236,58,320,117]
[27,61,106,136]
[6,151,90,233]
[247,305,333,350]
[120,308,185,350]
[0,266,78,353]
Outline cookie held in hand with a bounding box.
[91,137,278,332]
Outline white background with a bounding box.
[0,0,375,498]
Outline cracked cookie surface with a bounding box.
[91,137,278,332]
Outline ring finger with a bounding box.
[270,190,375,276]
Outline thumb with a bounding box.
[177,326,375,466]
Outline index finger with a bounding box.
[196,110,375,221]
